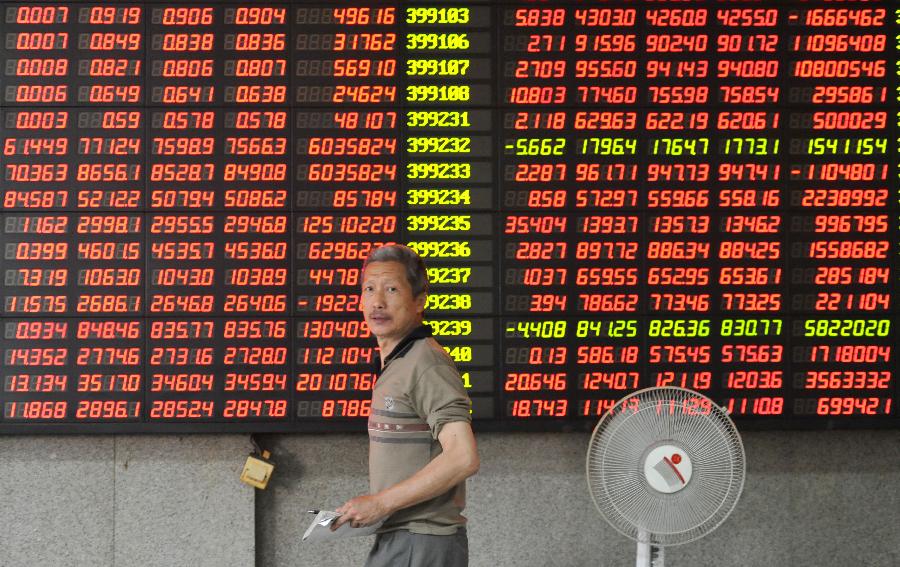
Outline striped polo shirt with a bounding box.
[368,325,472,535]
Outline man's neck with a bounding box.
[377,322,424,367]
[377,339,398,365]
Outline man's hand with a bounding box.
[331,494,389,531]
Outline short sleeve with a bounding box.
[410,362,472,439]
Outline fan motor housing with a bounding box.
[643,444,692,494]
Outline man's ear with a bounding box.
[415,293,426,315]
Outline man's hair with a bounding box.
[363,244,429,297]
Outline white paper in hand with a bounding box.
[302,510,383,543]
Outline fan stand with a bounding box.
[636,530,664,567]
[634,443,692,567]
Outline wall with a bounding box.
[0,435,255,567]
[258,429,900,567]
[1,430,897,567]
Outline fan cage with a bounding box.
[586,387,745,547]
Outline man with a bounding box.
[333,244,479,567]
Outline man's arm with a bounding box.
[333,420,478,529]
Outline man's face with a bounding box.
[360,261,425,351]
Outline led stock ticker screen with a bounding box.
[0,2,897,433]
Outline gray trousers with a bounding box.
[365,528,468,567]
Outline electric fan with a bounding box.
[586,387,745,567]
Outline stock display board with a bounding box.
[0,2,897,432]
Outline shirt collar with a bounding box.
[374,324,433,377]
